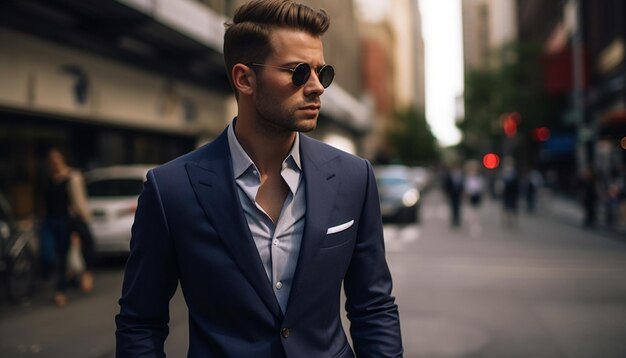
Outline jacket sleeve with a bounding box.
[68,169,92,222]
[343,160,403,357]
[115,170,179,357]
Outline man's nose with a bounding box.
[303,71,325,96]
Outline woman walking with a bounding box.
[40,148,94,306]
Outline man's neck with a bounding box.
[234,117,296,174]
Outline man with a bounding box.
[115,1,403,356]
[443,163,464,227]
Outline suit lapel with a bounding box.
[287,136,340,309]
[185,132,282,318]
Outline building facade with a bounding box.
[459,0,518,164]
[517,0,625,190]
[462,0,518,71]
[357,0,426,161]
[0,0,372,218]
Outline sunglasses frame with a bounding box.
[247,62,334,88]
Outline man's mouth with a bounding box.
[301,104,320,110]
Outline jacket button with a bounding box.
[281,328,291,338]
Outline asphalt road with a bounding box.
[1,189,625,357]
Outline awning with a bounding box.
[115,0,226,52]
[598,110,626,137]
[2,0,373,133]
[1,0,231,91]
[117,0,373,133]
[601,110,626,126]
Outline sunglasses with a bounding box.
[247,62,335,88]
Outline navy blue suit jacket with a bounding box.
[115,129,403,357]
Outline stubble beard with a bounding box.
[254,84,318,136]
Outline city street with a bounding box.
[1,189,626,357]
[1,0,624,357]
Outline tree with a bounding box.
[460,42,559,167]
[385,106,440,166]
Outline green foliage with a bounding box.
[461,42,557,160]
[386,106,440,166]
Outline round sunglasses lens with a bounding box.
[292,64,311,86]
[319,65,335,88]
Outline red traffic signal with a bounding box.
[533,127,551,142]
[483,153,500,169]
[502,112,521,137]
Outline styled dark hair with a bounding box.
[223,0,330,94]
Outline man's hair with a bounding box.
[223,0,330,94]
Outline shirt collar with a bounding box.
[227,120,255,179]
[287,131,302,171]
[282,136,301,195]
[227,119,302,180]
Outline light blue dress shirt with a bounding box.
[227,121,306,312]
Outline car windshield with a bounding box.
[87,179,144,197]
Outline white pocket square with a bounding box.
[326,220,354,235]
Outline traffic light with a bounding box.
[532,127,551,142]
[502,112,521,138]
[483,153,500,169]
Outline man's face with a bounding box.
[252,28,326,134]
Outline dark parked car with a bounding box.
[0,193,37,303]
[374,165,421,224]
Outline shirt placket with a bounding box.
[271,191,294,312]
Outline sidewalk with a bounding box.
[535,189,626,239]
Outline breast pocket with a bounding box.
[320,222,357,249]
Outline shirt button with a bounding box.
[275,281,283,289]
[281,328,291,338]
[273,239,279,246]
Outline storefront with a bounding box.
[0,112,197,218]
[0,0,374,220]
[0,27,230,218]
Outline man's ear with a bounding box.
[232,64,255,96]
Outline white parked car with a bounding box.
[85,165,153,256]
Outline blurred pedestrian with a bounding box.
[576,166,598,228]
[115,1,402,356]
[444,163,464,227]
[39,148,94,307]
[602,166,624,227]
[523,168,543,213]
[500,157,520,227]
[464,160,485,209]
[464,160,485,237]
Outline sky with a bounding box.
[419,0,463,146]
[356,0,464,147]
